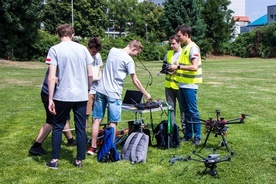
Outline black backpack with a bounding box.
[154,120,180,149]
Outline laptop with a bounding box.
[122,90,143,106]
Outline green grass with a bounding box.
[0,58,275,184]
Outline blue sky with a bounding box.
[246,0,276,21]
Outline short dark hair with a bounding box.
[169,35,181,43]
[175,24,191,38]
[56,24,74,38]
[88,37,102,51]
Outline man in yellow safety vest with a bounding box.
[168,24,202,145]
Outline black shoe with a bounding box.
[46,160,58,169]
[72,160,82,167]
[193,137,201,145]
[29,146,47,156]
[67,140,77,146]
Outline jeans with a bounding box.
[179,88,201,139]
[165,87,181,124]
[51,100,87,160]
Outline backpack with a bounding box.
[121,132,149,164]
[97,127,120,162]
[128,120,152,146]
[154,120,180,149]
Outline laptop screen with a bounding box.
[122,90,143,105]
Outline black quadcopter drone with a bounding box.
[169,151,231,177]
[188,110,249,155]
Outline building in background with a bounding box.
[267,5,276,24]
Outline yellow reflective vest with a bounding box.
[175,42,202,84]
[164,50,179,90]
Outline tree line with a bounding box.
[0,0,275,61]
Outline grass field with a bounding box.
[0,57,275,184]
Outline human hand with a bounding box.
[48,100,56,115]
[144,92,152,102]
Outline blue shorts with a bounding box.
[92,92,121,123]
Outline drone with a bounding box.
[189,110,249,155]
[169,151,231,177]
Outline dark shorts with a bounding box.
[41,92,70,124]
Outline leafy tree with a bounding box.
[42,0,108,38]
[133,2,166,42]
[162,0,206,54]
[107,0,138,36]
[0,0,43,60]
[201,0,234,54]
[227,23,276,58]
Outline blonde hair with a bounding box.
[128,40,143,52]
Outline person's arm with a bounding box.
[176,58,198,71]
[87,64,93,89]
[48,64,57,115]
[130,73,151,101]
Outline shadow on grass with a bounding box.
[28,146,75,164]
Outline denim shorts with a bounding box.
[92,92,121,123]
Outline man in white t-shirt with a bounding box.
[46,24,93,168]
[86,37,103,128]
[87,40,151,155]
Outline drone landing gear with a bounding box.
[198,125,235,156]
[203,161,218,177]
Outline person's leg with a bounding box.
[183,88,201,143]
[72,101,87,165]
[179,88,192,140]
[63,120,76,146]
[91,118,102,148]
[51,101,72,160]
[29,92,54,155]
[107,96,121,142]
[86,94,93,128]
[165,88,177,124]
[34,123,52,144]
[88,92,106,155]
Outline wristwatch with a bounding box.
[177,65,181,70]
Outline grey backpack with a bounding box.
[120,132,149,164]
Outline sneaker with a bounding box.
[67,139,77,146]
[46,160,58,169]
[181,137,192,142]
[193,137,201,145]
[87,147,97,156]
[29,146,47,156]
[72,160,82,167]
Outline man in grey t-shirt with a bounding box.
[87,40,152,155]
[46,24,93,168]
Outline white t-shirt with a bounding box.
[46,41,93,101]
[96,47,135,99]
[89,53,103,94]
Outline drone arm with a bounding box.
[216,156,231,163]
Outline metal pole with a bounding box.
[71,0,74,28]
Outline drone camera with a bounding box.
[207,154,219,161]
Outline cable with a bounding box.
[136,60,153,90]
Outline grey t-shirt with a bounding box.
[46,41,93,101]
[96,47,135,99]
